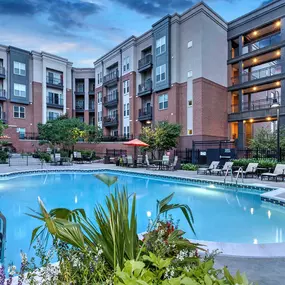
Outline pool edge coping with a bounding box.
[1,167,285,258]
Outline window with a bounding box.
[14,83,26,97]
[123,80,130,95]
[187,70,193,78]
[48,112,60,121]
[17,128,26,139]
[127,103,130,116]
[156,64,166,83]
[188,129,193,135]
[47,92,63,105]
[158,94,168,110]
[14,61,26,76]
[76,82,84,92]
[124,126,130,137]
[98,111,102,122]
[124,104,126,116]
[188,100,192,107]
[97,92,102,103]
[13,106,25,118]
[97,72,102,85]
[123,57,130,72]
[124,103,130,117]
[156,36,166,56]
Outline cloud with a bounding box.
[0,0,101,29]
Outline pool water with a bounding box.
[0,171,285,267]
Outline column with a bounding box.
[84,78,89,125]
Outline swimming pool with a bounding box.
[0,170,284,267]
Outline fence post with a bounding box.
[26,155,28,166]
[8,157,10,167]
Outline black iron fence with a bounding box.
[236,148,285,161]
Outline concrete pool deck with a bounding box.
[1,162,285,284]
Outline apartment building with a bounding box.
[228,0,285,148]
[0,0,284,152]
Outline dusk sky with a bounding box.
[0,0,273,67]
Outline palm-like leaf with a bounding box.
[94,174,118,188]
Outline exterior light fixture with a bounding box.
[277,50,281,56]
[271,92,281,161]
[249,119,254,123]
[146,120,151,124]
[243,120,246,123]
[253,86,257,91]
[253,31,258,36]
[266,117,272,121]
[276,21,281,27]
[253,58,257,63]
[276,81,281,86]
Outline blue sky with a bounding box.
[0,0,271,67]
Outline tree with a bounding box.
[141,121,182,157]
[249,127,285,150]
[0,121,8,137]
[84,124,103,143]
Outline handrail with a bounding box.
[224,166,233,183]
[0,211,6,264]
[235,167,244,185]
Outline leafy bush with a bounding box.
[0,150,8,164]
[39,152,52,163]
[232,158,277,169]
[59,150,70,158]
[182,163,198,171]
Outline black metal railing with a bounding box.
[103,69,118,85]
[75,101,84,110]
[19,132,40,140]
[0,90,6,99]
[242,33,281,55]
[236,148,285,161]
[89,101,95,110]
[139,106,152,117]
[231,98,275,113]
[231,64,282,85]
[104,91,118,104]
[103,115,118,125]
[46,76,63,87]
[101,135,133,142]
[138,80,152,95]
[46,96,63,106]
[0,66,5,77]
[138,54,152,70]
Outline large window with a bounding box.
[13,106,25,118]
[158,94,168,110]
[124,103,130,117]
[124,126,130,137]
[14,83,26,97]
[97,72,102,85]
[48,111,60,121]
[156,36,166,56]
[17,127,26,139]
[123,80,130,95]
[156,64,166,83]
[97,92,102,103]
[47,92,62,105]
[123,57,130,72]
[98,111,102,122]
[14,61,26,76]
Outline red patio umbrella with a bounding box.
[123,139,149,163]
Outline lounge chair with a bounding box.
[83,152,93,164]
[162,155,170,170]
[137,155,143,167]
[211,161,233,176]
[234,163,258,178]
[197,161,219,174]
[261,164,285,182]
[73,152,83,164]
[169,156,178,171]
[145,155,159,170]
[127,155,134,167]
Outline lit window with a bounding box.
[188,129,193,135]
[158,94,168,110]
[13,106,25,119]
[14,83,26,97]
[13,61,26,76]
[156,36,166,56]
[156,64,166,83]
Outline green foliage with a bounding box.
[232,158,277,169]
[84,124,103,143]
[182,164,199,171]
[39,152,52,163]
[0,120,8,137]
[141,122,182,154]
[0,150,8,164]
[95,173,118,188]
[249,127,285,150]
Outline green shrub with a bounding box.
[182,163,198,171]
[60,150,70,158]
[39,152,52,163]
[0,150,8,164]
[232,158,277,169]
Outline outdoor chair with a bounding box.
[145,155,159,170]
[73,152,84,164]
[261,164,285,182]
[83,152,93,164]
[197,161,219,175]
[169,156,178,171]
[211,161,233,176]
[234,163,258,178]
[162,155,170,170]
[137,155,143,167]
[50,153,61,166]
[127,155,134,167]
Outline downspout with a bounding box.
[120,48,123,136]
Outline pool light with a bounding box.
[75,195,78,204]
[268,210,271,219]
[253,238,258,244]
[208,184,216,189]
[146,211,152,218]
[250,208,254,215]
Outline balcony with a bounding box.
[46,76,63,90]
[75,102,84,113]
[101,134,133,142]
[89,102,95,112]
[230,64,283,89]
[46,97,63,109]
[0,90,7,101]
[0,66,5,79]
[231,98,275,114]
[0,112,6,123]
[138,80,152,96]
[103,115,118,127]
[103,70,119,87]
[138,54,152,73]
[138,107,152,122]
[103,91,118,108]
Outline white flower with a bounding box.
[8,265,16,276]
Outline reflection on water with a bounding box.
[0,172,285,268]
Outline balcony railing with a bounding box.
[75,102,84,111]
[231,98,275,113]
[89,102,95,111]
[138,80,152,96]
[103,115,118,127]
[19,132,39,140]
[101,135,133,142]
[0,90,7,100]
[46,96,63,108]
[104,91,118,107]
[242,33,281,55]
[138,54,152,72]
[0,66,5,78]
[103,70,119,86]
[0,112,6,122]
[231,64,282,85]
[138,106,152,121]
[46,76,63,89]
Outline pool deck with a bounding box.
[1,162,285,285]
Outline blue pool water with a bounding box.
[0,171,285,267]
